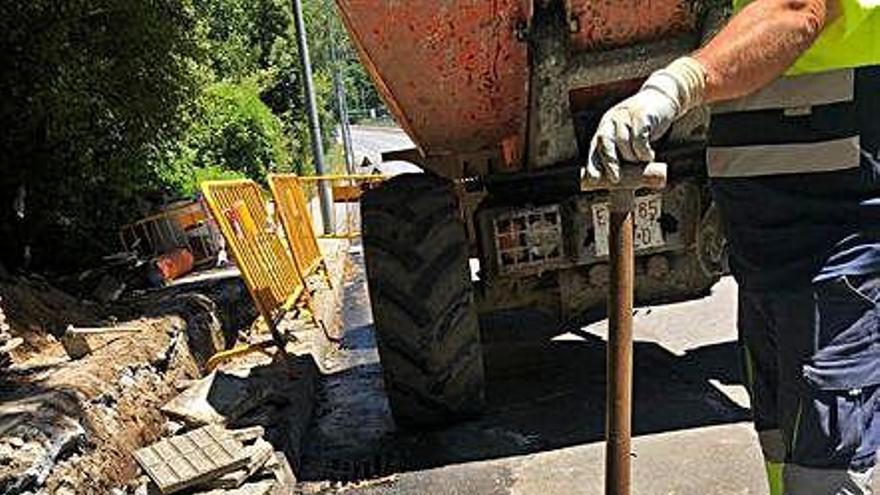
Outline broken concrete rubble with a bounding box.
[0,393,86,494]
[134,425,250,494]
[267,451,296,489]
[1,238,349,494]
[231,426,266,443]
[208,438,274,489]
[93,273,127,303]
[161,370,275,428]
[0,297,23,368]
[135,426,293,495]
[60,324,143,359]
[0,274,250,494]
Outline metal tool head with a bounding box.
[580,162,668,192]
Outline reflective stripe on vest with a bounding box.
[707,137,861,178]
[712,69,854,114]
[707,69,860,178]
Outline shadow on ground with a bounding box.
[385,313,746,472]
[298,252,749,483]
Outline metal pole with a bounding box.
[605,190,635,495]
[329,29,355,175]
[292,0,334,235]
[340,84,356,174]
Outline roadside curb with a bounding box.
[277,238,350,473]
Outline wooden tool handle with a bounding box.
[65,325,142,336]
[581,162,668,192]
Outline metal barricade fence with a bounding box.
[267,174,327,281]
[120,200,220,266]
[200,180,314,348]
[284,174,387,240]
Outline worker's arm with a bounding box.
[584,0,831,184]
[696,0,832,102]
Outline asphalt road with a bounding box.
[296,128,879,494]
[296,248,770,495]
[350,126,421,176]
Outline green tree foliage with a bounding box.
[0,0,383,271]
[182,0,340,174]
[0,0,203,270]
[194,0,290,82]
[163,81,292,196]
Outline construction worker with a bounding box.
[584,0,879,493]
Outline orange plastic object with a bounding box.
[154,248,194,282]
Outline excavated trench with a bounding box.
[0,272,257,494]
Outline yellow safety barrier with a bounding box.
[280,173,387,240]
[201,180,318,353]
[205,339,275,372]
[267,174,329,284]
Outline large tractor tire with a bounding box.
[361,173,485,428]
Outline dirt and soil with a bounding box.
[0,272,250,494]
[1,276,103,364]
[0,237,349,495]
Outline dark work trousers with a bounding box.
[739,274,880,494]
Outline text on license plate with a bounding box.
[591,194,664,257]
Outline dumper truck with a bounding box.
[338,0,729,426]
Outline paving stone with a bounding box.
[161,371,271,427]
[230,426,265,444]
[267,452,296,490]
[209,439,274,489]
[134,425,249,494]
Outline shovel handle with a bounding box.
[581,162,668,193]
[582,162,666,495]
[605,193,635,495]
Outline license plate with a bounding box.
[592,194,664,257]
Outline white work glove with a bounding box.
[583,57,707,185]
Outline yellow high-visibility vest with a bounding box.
[733,0,880,74]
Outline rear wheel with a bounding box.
[361,173,485,427]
